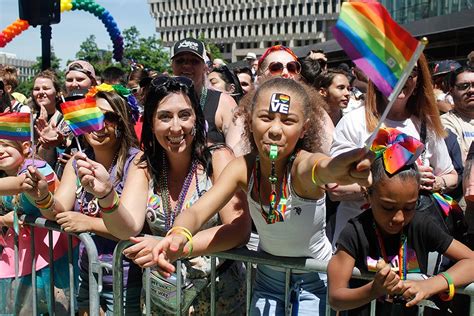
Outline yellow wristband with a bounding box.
[166,226,193,257]
[311,157,330,186]
[438,272,455,301]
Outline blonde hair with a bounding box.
[364,54,446,139]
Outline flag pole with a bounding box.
[365,37,429,150]
[29,110,36,165]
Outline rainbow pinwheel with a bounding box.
[370,128,424,174]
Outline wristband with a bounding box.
[311,156,331,187]
[438,272,455,301]
[166,226,194,258]
[97,186,114,200]
[35,192,52,204]
[36,192,54,210]
[98,191,119,214]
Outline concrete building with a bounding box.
[148,0,340,61]
[0,52,36,82]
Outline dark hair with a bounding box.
[91,91,139,185]
[0,80,11,112]
[299,57,322,87]
[314,68,350,90]
[102,67,126,85]
[210,65,244,102]
[367,157,420,195]
[449,66,474,89]
[233,67,254,81]
[239,77,324,153]
[140,76,212,182]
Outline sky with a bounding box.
[0,0,157,67]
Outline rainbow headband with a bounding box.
[370,127,424,174]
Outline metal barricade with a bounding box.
[14,215,101,316]
[112,240,474,316]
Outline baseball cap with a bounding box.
[66,60,97,84]
[245,52,257,60]
[171,38,206,60]
[432,60,461,76]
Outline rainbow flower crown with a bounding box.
[86,83,140,123]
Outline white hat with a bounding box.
[245,52,257,60]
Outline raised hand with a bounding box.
[35,117,64,148]
[75,152,112,198]
[21,165,49,201]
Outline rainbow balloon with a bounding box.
[0,0,124,61]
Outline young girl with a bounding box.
[328,129,474,315]
[24,85,142,315]
[109,77,373,315]
[0,139,71,314]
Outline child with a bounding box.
[328,129,474,315]
[0,139,71,314]
[103,77,373,315]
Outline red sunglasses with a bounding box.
[266,61,301,75]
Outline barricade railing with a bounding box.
[17,215,101,316]
[112,238,474,316]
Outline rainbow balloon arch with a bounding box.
[0,0,124,61]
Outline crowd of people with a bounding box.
[0,37,473,315]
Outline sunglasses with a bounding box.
[151,75,194,90]
[129,86,140,94]
[103,111,121,125]
[454,81,474,91]
[266,61,301,75]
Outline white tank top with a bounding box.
[247,169,333,261]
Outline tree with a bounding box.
[75,35,114,75]
[198,34,223,61]
[122,26,170,73]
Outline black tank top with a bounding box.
[203,89,225,144]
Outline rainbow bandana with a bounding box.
[269,93,291,114]
[370,128,424,174]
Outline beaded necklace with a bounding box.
[159,155,198,231]
[253,146,291,224]
[77,152,118,217]
[199,86,208,111]
[373,222,408,280]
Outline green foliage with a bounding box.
[122,26,170,73]
[75,35,114,75]
[73,28,171,77]
[198,34,223,61]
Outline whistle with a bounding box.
[269,145,278,160]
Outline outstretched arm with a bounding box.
[292,148,374,200]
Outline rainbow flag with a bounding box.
[60,97,104,136]
[0,112,31,141]
[332,0,419,97]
